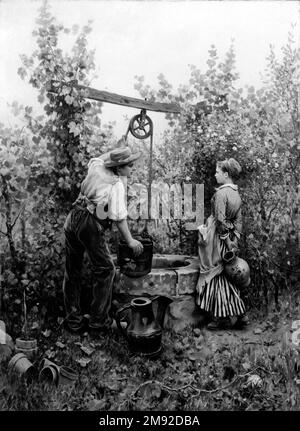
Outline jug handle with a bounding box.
[150,295,172,303]
[115,304,131,339]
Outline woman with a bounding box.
[196,158,249,330]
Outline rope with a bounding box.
[146,127,154,232]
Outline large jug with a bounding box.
[223,250,251,288]
[115,295,172,358]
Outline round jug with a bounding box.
[223,250,251,288]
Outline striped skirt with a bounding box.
[197,241,246,318]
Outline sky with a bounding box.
[0,0,299,142]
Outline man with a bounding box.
[62,146,143,334]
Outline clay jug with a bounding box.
[223,250,251,288]
[115,295,172,358]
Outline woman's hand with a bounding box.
[128,239,144,256]
[225,237,238,252]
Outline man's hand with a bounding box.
[128,239,144,256]
[115,220,144,256]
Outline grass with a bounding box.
[1,294,300,411]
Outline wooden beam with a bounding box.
[48,81,181,114]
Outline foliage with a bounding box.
[0,1,116,335]
[0,0,299,369]
[17,0,114,207]
[134,32,300,306]
[0,121,54,334]
[1,301,300,411]
[0,2,300,413]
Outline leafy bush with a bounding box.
[134,32,300,307]
[1,2,299,337]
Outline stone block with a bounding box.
[177,259,199,295]
[115,270,176,297]
[165,295,205,332]
[114,254,201,333]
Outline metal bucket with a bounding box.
[118,236,153,278]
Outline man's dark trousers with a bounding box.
[62,206,115,331]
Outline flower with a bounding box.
[246,374,263,388]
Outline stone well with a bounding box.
[114,254,202,332]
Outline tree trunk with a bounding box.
[21,214,26,251]
[1,176,17,270]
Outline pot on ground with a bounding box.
[15,338,38,360]
[59,366,78,386]
[8,353,36,382]
[39,359,60,386]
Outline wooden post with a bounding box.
[48,81,181,114]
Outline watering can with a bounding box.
[115,295,173,358]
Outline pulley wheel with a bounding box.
[129,113,153,139]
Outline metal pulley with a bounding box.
[125,109,153,140]
[124,109,154,234]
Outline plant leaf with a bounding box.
[76,357,91,368]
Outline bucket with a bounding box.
[39,359,60,386]
[118,235,153,278]
[59,366,78,386]
[15,338,38,360]
[8,353,36,381]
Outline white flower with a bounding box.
[246,374,263,388]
